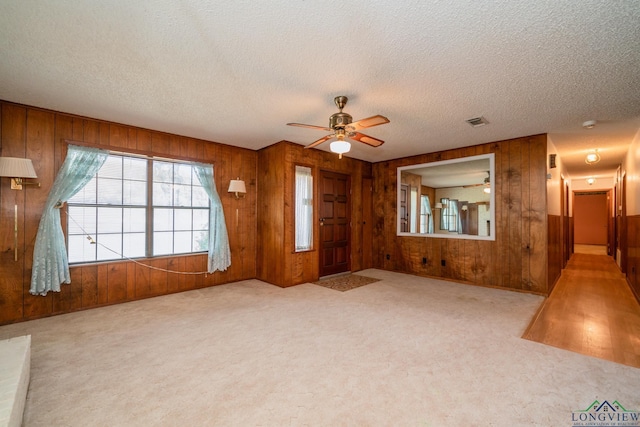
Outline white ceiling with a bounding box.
[1,1,639,181]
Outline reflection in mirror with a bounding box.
[397,153,495,240]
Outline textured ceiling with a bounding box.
[1,1,639,181]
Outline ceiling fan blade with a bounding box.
[462,183,484,188]
[350,132,385,147]
[287,122,332,132]
[346,115,390,131]
[305,134,334,149]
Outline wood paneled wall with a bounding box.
[627,215,640,302]
[0,101,257,325]
[548,214,562,290]
[257,141,372,287]
[372,134,550,294]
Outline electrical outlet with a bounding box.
[386,254,390,260]
[422,257,427,265]
[441,259,446,267]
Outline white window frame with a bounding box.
[66,151,210,263]
[294,165,313,252]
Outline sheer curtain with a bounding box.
[295,166,313,251]
[421,195,434,234]
[451,200,463,234]
[194,164,231,272]
[30,145,109,296]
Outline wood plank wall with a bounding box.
[547,214,562,290]
[627,215,640,302]
[257,141,372,287]
[371,134,550,294]
[0,101,257,325]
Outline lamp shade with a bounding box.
[228,179,246,194]
[434,203,443,209]
[0,157,38,178]
[330,140,351,155]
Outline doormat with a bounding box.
[313,274,380,292]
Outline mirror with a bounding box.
[397,153,495,240]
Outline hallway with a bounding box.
[523,253,640,368]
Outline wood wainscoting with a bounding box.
[627,214,640,302]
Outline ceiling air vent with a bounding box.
[465,116,489,127]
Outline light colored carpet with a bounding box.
[0,269,638,426]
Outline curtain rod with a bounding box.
[63,139,215,166]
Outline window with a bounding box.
[440,197,458,232]
[419,195,432,234]
[152,160,210,256]
[67,153,210,263]
[295,165,313,251]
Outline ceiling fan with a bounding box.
[463,172,491,193]
[287,96,390,158]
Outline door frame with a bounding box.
[318,169,352,277]
[362,176,373,269]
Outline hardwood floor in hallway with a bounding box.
[523,253,640,368]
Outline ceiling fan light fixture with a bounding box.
[287,95,389,153]
[330,140,351,159]
[585,150,600,165]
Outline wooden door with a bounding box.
[614,185,619,262]
[620,174,627,272]
[560,177,566,265]
[565,181,571,262]
[607,189,614,256]
[362,177,373,269]
[468,204,479,235]
[574,192,608,245]
[319,171,350,277]
[400,184,409,232]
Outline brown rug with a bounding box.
[313,274,380,292]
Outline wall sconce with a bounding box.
[585,149,600,165]
[586,177,596,185]
[483,187,491,194]
[461,205,468,211]
[0,157,40,190]
[434,202,444,209]
[228,178,246,199]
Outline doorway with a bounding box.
[399,184,409,232]
[319,170,351,277]
[573,191,608,255]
